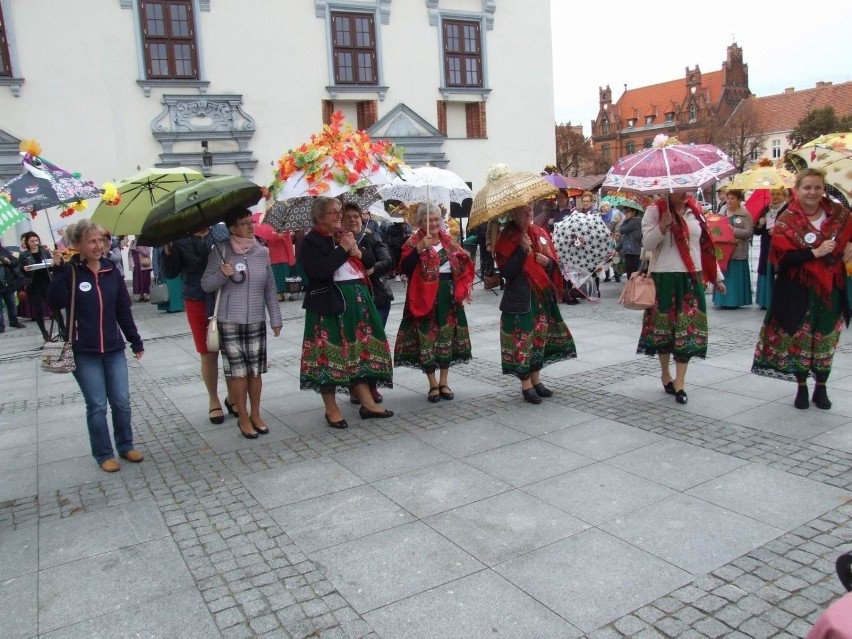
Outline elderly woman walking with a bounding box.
[202,207,282,439]
[395,202,475,402]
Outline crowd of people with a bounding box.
[0,164,839,474]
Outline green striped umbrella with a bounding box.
[0,197,28,234]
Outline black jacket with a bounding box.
[301,230,371,315]
[0,246,23,293]
[616,216,642,256]
[498,244,557,314]
[357,232,394,308]
[20,247,57,287]
[162,234,216,303]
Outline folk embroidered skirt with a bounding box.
[300,281,393,393]
[712,258,752,308]
[752,287,844,381]
[637,272,708,363]
[500,288,576,379]
[394,276,472,373]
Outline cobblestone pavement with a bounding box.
[1,279,851,638]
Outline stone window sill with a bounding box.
[137,79,210,98]
[0,77,25,97]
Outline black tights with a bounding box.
[27,281,66,337]
[795,372,829,384]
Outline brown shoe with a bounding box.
[119,450,144,463]
[100,458,120,472]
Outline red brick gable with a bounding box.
[614,71,725,125]
[744,81,852,133]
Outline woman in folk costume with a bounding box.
[394,202,475,403]
[638,191,726,405]
[712,188,754,308]
[752,169,852,410]
[495,202,577,404]
[754,188,791,310]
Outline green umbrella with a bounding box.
[91,167,204,236]
[0,197,28,234]
[137,175,262,247]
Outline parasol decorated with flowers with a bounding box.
[786,132,852,208]
[266,112,405,232]
[705,212,737,272]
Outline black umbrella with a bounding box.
[137,175,261,247]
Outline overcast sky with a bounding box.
[552,0,852,135]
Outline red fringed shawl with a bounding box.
[494,222,563,294]
[654,196,718,285]
[401,229,475,318]
[770,198,852,302]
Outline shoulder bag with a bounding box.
[206,288,221,352]
[41,267,77,373]
[149,277,170,304]
[619,259,656,310]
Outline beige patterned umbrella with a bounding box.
[468,171,557,229]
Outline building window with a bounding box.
[626,141,636,154]
[443,19,482,88]
[751,147,760,161]
[602,145,611,163]
[771,139,781,159]
[601,118,609,135]
[627,119,636,128]
[643,139,652,149]
[331,12,377,85]
[0,2,11,78]
[645,115,654,125]
[140,1,199,79]
[688,104,697,122]
[665,112,674,123]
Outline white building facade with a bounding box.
[0,0,555,241]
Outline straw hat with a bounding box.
[468,171,558,229]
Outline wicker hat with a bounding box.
[468,171,558,229]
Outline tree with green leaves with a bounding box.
[788,107,852,148]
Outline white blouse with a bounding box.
[643,204,724,283]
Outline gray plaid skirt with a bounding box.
[219,321,267,378]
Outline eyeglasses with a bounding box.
[233,220,255,227]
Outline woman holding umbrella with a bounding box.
[752,169,852,410]
[495,202,577,404]
[299,197,393,428]
[638,191,726,404]
[712,189,754,308]
[395,202,474,402]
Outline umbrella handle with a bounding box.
[214,241,246,284]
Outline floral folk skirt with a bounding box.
[637,272,708,363]
[394,277,472,372]
[500,288,576,379]
[752,287,844,381]
[300,281,393,393]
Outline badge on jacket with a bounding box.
[804,232,817,245]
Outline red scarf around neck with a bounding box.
[655,196,718,285]
[313,226,367,282]
[401,229,474,318]
[770,197,851,302]
[494,222,563,294]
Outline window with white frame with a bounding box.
[771,139,781,159]
[645,115,654,125]
[688,104,697,122]
[627,119,636,128]
[601,118,609,134]
[665,112,674,123]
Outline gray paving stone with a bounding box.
[38,537,194,633]
[687,463,852,529]
[0,442,37,471]
[540,417,663,460]
[601,494,783,575]
[309,521,483,613]
[364,570,581,639]
[463,438,593,487]
[424,489,588,566]
[270,484,415,553]
[654,386,769,420]
[0,572,37,639]
[413,417,529,458]
[241,456,364,509]
[809,424,852,455]
[524,461,675,525]
[39,498,168,569]
[0,526,37,580]
[0,465,37,502]
[332,436,452,483]
[725,402,847,439]
[495,528,691,632]
[491,402,599,435]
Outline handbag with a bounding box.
[41,268,77,374]
[206,288,221,352]
[149,278,170,304]
[483,269,501,290]
[619,261,656,310]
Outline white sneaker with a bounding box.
[395,275,401,282]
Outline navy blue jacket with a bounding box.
[47,257,143,354]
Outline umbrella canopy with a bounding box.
[367,201,392,222]
[264,198,314,233]
[0,196,28,234]
[468,171,557,229]
[729,159,796,192]
[744,190,771,222]
[602,135,737,194]
[90,167,203,236]
[541,172,569,189]
[0,154,102,215]
[705,212,737,272]
[378,166,473,211]
[137,176,262,247]
[787,132,852,207]
[551,212,612,276]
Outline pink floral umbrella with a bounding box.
[602,134,737,194]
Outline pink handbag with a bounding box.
[619,265,656,310]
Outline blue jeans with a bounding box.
[73,350,133,463]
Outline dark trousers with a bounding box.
[27,280,66,337]
[623,254,641,280]
[0,289,18,327]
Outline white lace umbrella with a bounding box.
[378,166,473,211]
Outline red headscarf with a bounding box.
[654,195,718,285]
[770,198,851,302]
[400,229,474,318]
[494,221,563,294]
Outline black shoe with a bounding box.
[533,383,553,398]
[794,385,810,410]
[812,385,832,410]
[10,322,24,329]
[675,389,688,405]
[252,422,270,435]
[359,407,394,419]
[208,407,225,424]
[603,277,611,282]
[614,276,621,283]
[236,421,258,439]
[224,398,239,418]
[522,387,542,405]
[324,413,348,429]
[438,385,454,400]
[428,386,441,403]
[662,381,675,395]
[349,394,361,405]
[0,327,5,333]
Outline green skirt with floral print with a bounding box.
[500,288,576,379]
[752,286,844,381]
[637,272,708,362]
[300,281,393,394]
[394,277,471,372]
